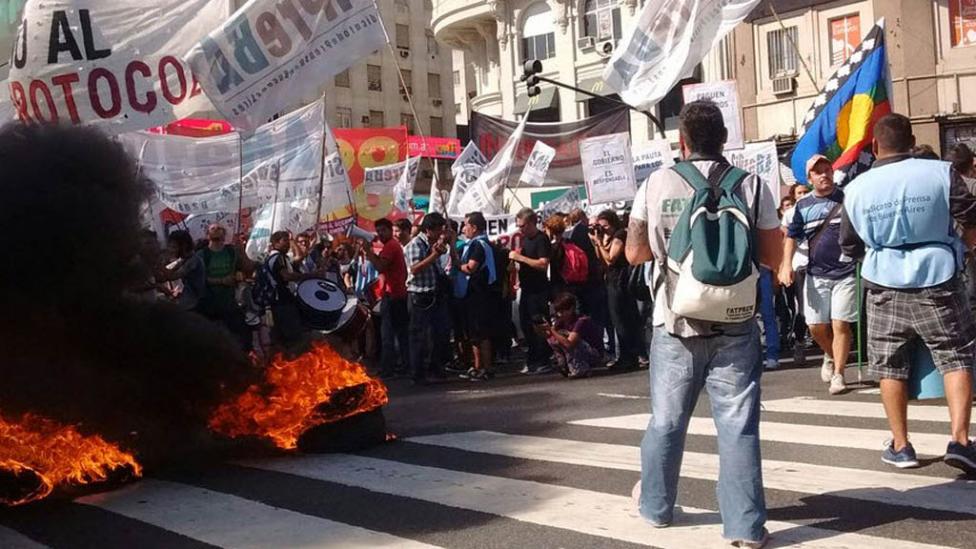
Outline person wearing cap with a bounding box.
[779,154,857,395]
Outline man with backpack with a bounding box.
[510,208,553,374]
[626,101,782,548]
[455,212,498,381]
[262,231,310,351]
[779,155,857,395]
[198,223,252,352]
[566,208,608,338]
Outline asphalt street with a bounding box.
[2,356,975,549]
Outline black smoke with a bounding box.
[0,124,256,463]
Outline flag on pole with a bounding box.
[603,0,760,110]
[791,20,891,186]
[457,115,529,215]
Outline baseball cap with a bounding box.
[805,154,832,174]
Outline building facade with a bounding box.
[730,0,976,156]
[433,0,716,148]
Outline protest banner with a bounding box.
[123,99,325,217]
[632,139,675,184]
[579,133,637,205]
[683,80,744,150]
[604,0,760,110]
[519,141,556,187]
[332,127,409,230]
[446,164,483,218]
[449,213,521,250]
[362,155,419,218]
[540,187,582,220]
[186,0,386,131]
[470,107,629,187]
[451,141,487,176]
[8,0,229,133]
[726,141,780,201]
[408,136,461,160]
[459,114,529,215]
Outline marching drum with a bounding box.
[322,300,371,340]
[296,278,347,330]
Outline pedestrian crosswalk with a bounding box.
[1,396,973,549]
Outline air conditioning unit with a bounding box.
[398,48,410,58]
[577,36,595,51]
[772,76,795,95]
[597,40,615,57]
[432,98,443,107]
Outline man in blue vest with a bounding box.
[840,113,976,473]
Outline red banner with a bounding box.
[332,127,409,230]
[408,136,462,159]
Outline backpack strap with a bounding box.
[671,162,711,192]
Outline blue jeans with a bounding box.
[380,296,409,374]
[408,292,450,381]
[639,324,766,542]
[759,268,780,361]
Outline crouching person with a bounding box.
[543,293,604,378]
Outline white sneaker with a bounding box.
[820,356,835,383]
[764,358,779,371]
[829,373,846,395]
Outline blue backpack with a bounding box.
[252,252,282,310]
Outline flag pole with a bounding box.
[237,134,245,235]
[314,96,328,237]
[767,0,822,94]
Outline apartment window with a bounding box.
[395,0,408,13]
[400,69,413,97]
[396,24,410,50]
[829,14,860,65]
[401,113,415,134]
[950,1,976,47]
[430,117,444,136]
[767,26,799,78]
[426,30,439,55]
[583,0,622,41]
[334,69,350,88]
[455,103,462,115]
[453,70,461,86]
[369,110,385,128]
[336,107,352,128]
[367,64,382,91]
[521,3,556,62]
[428,73,441,98]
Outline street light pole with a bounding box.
[518,59,667,139]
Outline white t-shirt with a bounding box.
[635,159,780,337]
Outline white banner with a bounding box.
[362,156,420,214]
[519,141,556,187]
[447,164,483,218]
[683,80,744,151]
[579,133,637,205]
[124,99,325,220]
[186,0,386,131]
[603,0,760,110]
[457,115,529,215]
[9,0,229,133]
[451,141,487,176]
[541,187,582,220]
[632,139,675,184]
[726,141,780,202]
[449,213,521,249]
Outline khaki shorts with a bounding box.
[804,274,858,324]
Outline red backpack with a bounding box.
[560,242,589,284]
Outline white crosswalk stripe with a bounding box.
[77,479,440,549]
[237,454,948,549]
[2,398,971,548]
[570,414,952,456]
[406,431,976,516]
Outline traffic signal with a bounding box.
[521,59,543,97]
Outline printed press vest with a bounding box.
[845,158,964,289]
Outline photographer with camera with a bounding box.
[540,292,603,378]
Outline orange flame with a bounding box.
[0,414,142,506]
[209,342,389,450]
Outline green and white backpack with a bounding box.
[665,161,759,324]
